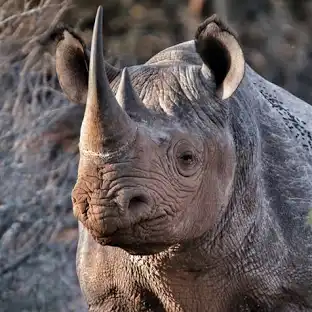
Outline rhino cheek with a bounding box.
[178,136,236,238]
[201,136,236,228]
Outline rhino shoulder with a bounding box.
[247,65,312,152]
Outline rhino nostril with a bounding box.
[128,195,149,210]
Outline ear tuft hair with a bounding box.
[195,15,245,100]
[55,28,89,104]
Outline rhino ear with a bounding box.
[195,15,245,100]
[55,29,89,104]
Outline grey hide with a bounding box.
[55,7,312,312]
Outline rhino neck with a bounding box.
[128,243,238,312]
[126,189,290,311]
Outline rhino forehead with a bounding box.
[111,64,220,126]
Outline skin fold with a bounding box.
[55,6,312,312]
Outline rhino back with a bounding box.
[250,66,312,151]
[246,65,312,255]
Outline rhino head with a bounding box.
[56,6,245,255]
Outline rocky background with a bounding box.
[0,0,311,311]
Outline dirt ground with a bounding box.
[0,0,311,311]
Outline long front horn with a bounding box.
[84,49,120,83]
[80,6,137,154]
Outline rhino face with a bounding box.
[56,7,245,255]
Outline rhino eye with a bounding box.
[173,140,201,177]
[178,151,195,166]
[176,148,199,177]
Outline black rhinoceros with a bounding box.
[55,6,312,312]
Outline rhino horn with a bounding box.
[80,6,137,154]
[116,68,150,117]
[84,49,120,83]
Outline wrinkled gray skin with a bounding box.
[55,6,312,312]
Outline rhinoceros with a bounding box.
[55,6,312,312]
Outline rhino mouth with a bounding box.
[87,212,171,254]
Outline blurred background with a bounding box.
[0,0,311,311]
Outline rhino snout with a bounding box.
[72,181,153,238]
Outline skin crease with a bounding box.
[55,10,312,312]
[73,121,236,250]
